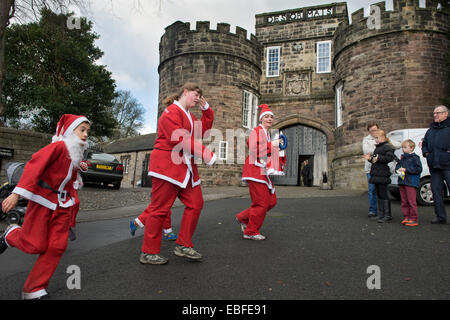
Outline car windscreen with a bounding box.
[88,153,119,163]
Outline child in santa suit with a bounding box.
[236,105,285,240]
[0,114,90,299]
[139,83,216,265]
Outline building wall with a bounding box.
[333,0,449,189]
[0,127,51,183]
[255,2,348,186]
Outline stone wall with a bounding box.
[332,0,449,189]
[0,127,52,183]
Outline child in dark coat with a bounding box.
[395,139,423,226]
[363,130,395,223]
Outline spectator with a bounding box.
[422,105,450,224]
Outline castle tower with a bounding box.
[332,0,449,189]
[158,21,262,186]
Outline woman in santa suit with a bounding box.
[0,114,90,299]
[236,104,284,240]
[139,83,216,265]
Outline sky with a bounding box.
[74,0,414,135]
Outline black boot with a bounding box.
[371,199,383,221]
[378,200,392,223]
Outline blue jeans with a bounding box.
[430,169,450,222]
[367,173,377,214]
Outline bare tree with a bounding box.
[111,90,145,139]
[0,0,90,125]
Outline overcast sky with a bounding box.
[78,0,410,135]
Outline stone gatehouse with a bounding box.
[156,0,448,189]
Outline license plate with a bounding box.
[96,164,113,170]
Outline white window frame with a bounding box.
[266,46,281,77]
[335,83,343,128]
[242,90,259,129]
[219,141,228,161]
[316,40,331,73]
[121,155,130,174]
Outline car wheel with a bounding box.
[417,178,434,206]
[113,182,121,189]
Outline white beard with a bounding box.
[63,133,88,168]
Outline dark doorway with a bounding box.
[298,155,313,186]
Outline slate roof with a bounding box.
[103,133,157,154]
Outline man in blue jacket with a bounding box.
[422,105,450,224]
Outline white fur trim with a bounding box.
[148,170,191,189]
[13,187,57,210]
[242,177,274,190]
[22,289,48,300]
[174,100,194,135]
[207,153,217,166]
[3,224,21,247]
[63,116,90,138]
[259,111,274,120]
[135,218,144,228]
[200,102,210,111]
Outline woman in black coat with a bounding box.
[363,130,395,223]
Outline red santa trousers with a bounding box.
[137,201,173,230]
[141,176,203,254]
[5,201,73,297]
[236,181,277,236]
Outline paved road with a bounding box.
[0,195,449,300]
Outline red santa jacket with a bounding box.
[242,125,286,193]
[13,141,79,210]
[242,125,275,192]
[149,101,216,188]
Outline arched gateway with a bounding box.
[272,124,328,187]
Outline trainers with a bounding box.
[139,253,168,265]
[243,234,266,240]
[130,221,137,237]
[401,219,411,225]
[163,232,178,241]
[236,217,247,232]
[173,245,203,260]
[405,220,419,227]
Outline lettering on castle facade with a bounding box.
[266,7,334,24]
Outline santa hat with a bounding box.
[259,104,274,121]
[52,114,90,143]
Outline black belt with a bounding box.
[38,180,72,202]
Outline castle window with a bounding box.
[335,83,343,128]
[242,90,259,129]
[266,46,280,77]
[317,41,331,73]
[219,141,228,161]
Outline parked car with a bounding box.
[81,151,123,189]
[387,128,450,206]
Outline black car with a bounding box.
[81,152,124,189]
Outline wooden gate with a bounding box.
[272,125,328,186]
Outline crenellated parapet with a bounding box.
[334,0,449,59]
[159,20,261,73]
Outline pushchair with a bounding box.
[0,162,28,225]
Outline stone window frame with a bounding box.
[266,46,281,77]
[242,90,259,129]
[316,40,332,73]
[218,141,228,161]
[335,82,343,128]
